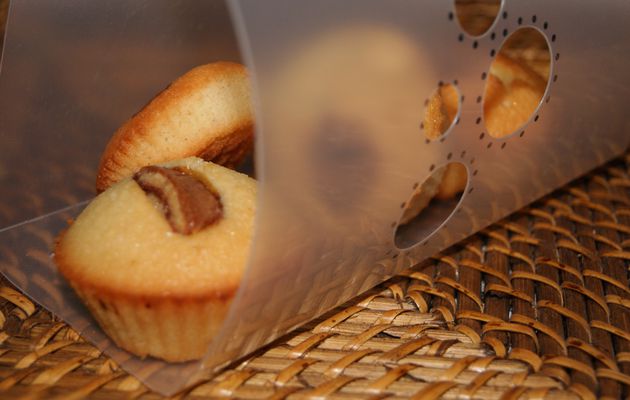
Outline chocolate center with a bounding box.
[134,166,223,235]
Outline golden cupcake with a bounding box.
[56,157,256,361]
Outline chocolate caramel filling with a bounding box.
[133,166,222,235]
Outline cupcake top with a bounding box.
[56,157,256,299]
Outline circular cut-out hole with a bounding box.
[422,83,460,141]
[482,27,551,138]
[454,0,501,37]
[394,162,468,249]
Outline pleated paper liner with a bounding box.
[0,150,628,399]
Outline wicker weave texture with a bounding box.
[0,151,628,399]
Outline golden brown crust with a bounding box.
[96,62,253,192]
[484,54,546,138]
[424,84,459,140]
[434,162,468,201]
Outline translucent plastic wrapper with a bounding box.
[1,0,629,395]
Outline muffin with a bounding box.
[96,62,254,193]
[56,157,256,361]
